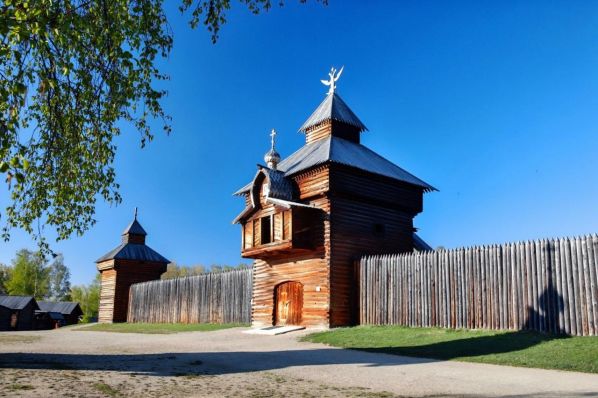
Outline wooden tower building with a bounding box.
[96,211,169,323]
[234,69,435,328]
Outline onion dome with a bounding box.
[264,129,281,169]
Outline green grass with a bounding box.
[303,325,598,374]
[93,382,120,397]
[7,384,35,391]
[76,322,248,334]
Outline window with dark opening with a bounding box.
[261,215,272,244]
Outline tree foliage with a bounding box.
[3,248,71,299]
[0,0,324,252]
[161,262,207,280]
[180,0,325,43]
[0,263,10,294]
[5,248,50,298]
[0,0,172,250]
[161,262,250,279]
[210,263,250,272]
[48,254,71,301]
[70,274,100,322]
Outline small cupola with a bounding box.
[299,66,368,144]
[122,208,147,244]
[264,128,281,170]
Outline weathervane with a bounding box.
[134,207,138,220]
[321,66,344,95]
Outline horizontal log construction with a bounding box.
[98,260,166,323]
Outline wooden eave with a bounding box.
[241,240,293,259]
[96,259,115,271]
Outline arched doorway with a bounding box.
[274,281,303,325]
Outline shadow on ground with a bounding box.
[359,330,568,360]
[0,331,568,376]
[0,348,434,377]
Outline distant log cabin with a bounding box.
[38,301,84,326]
[234,73,435,328]
[0,296,40,331]
[96,211,169,323]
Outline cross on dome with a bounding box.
[270,128,277,150]
[264,128,281,170]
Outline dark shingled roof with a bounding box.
[96,243,169,263]
[231,168,299,224]
[0,295,39,310]
[413,233,433,252]
[279,136,434,191]
[38,301,83,316]
[234,136,435,195]
[299,92,368,133]
[262,168,296,201]
[122,219,147,236]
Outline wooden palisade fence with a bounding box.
[128,268,252,324]
[358,235,598,336]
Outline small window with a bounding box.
[261,216,272,244]
[373,223,386,237]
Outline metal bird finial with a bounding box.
[320,66,344,95]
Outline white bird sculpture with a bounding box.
[321,66,344,95]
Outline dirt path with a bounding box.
[1,326,597,397]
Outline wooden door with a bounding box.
[275,281,303,325]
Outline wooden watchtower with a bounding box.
[234,69,435,328]
[96,211,169,323]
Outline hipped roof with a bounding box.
[96,216,169,263]
[235,136,435,195]
[96,243,169,263]
[122,219,147,236]
[299,92,367,132]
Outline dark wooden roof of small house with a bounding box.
[96,242,169,263]
[96,215,169,264]
[38,301,83,316]
[0,295,39,310]
[300,92,368,132]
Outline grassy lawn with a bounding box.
[76,322,248,334]
[303,326,598,374]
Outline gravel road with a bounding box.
[1,325,597,397]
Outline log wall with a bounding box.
[127,269,252,324]
[98,260,166,323]
[328,165,423,326]
[252,195,331,328]
[358,234,598,336]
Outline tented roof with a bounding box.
[299,92,367,133]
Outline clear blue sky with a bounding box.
[2,1,598,286]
